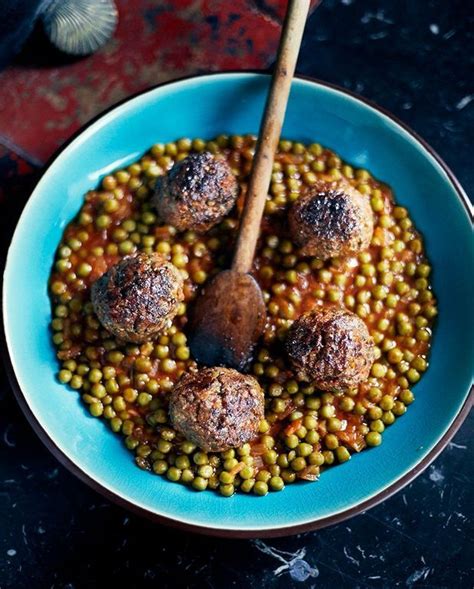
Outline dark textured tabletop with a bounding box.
[0,1,472,588]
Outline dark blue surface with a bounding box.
[0,0,47,69]
[0,1,472,587]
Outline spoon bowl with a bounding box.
[188,271,266,370]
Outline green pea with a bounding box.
[285,434,299,449]
[237,443,251,457]
[167,467,182,482]
[370,419,385,433]
[366,432,382,447]
[96,214,111,229]
[269,476,284,491]
[256,470,271,483]
[89,402,103,417]
[70,375,83,389]
[296,443,313,457]
[380,395,394,411]
[88,368,102,383]
[354,402,367,415]
[387,348,404,364]
[322,450,335,465]
[91,383,106,399]
[152,460,168,475]
[303,415,317,430]
[386,294,399,308]
[306,397,321,410]
[290,457,306,471]
[371,363,388,378]
[305,430,319,444]
[110,417,122,432]
[393,401,407,416]
[219,484,234,497]
[325,434,339,450]
[320,404,335,419]
[263,450,278,465]
[241,479,255,493]
[400,389,415,405]
[192,477,208,491]
[327,418,342,432]
[118,240,135,255]
[193,452,209,465]
[157,440,172,453]
[137,392,152,406]
[309,451,325,466]
[58,369,72,384]
[339,396,355,411]
[281,469,296,483]
[372,285,388,300]
[175,455,190,470]
[368,406,383,420]
[181,469,194,484]
[407,368,420,383]
[180,441,196,454]
[253,481,269,496]
[382,411,396,425]
[336,447,351,463]
[219,471,234,485]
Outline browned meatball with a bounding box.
[285,306,375,391]
[91,252,184,343]
[153,152,238,232]
[289,179,374,259]
[169,367,264,452]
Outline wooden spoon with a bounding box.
[188,0,311,371]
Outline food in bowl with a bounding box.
[285,306,375,390]
[169,367,264,453]
[153,151,239,232]
[91,252,184,343]
[288,178,374,259]
[49,134,437,497]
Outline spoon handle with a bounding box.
[232,0,311,273]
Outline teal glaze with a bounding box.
[3,74,473,532]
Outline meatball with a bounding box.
[91,252,184,343]
[289,179,374,259]
[285,306,375,391]
[169,367,264,452]
[153,152,239,232]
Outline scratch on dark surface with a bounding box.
[443,28,456,39]
[365,512,423,546]
[448,441,467,450]
[405,566,431,586]
[429,465,445,484]
[3,423,16,447]
[455,95,473,110]
[253,541,319,581]
[360,10,393,25]
[343,546,360,567]
[21,524,28,545]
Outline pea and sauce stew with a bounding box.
[49,135,436,497]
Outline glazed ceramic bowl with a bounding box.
[3,73,473,537]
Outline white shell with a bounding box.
[42,0,118,56]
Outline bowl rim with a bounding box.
[2,71,473,539]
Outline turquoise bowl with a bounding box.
[3,73,473,537]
